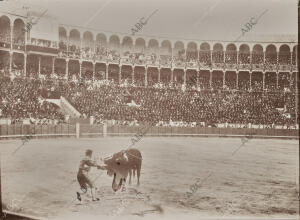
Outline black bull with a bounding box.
[104,148,142,192]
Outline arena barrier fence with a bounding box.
[0,124,77,139]
[104,125,299,139]
[0,123,298,139]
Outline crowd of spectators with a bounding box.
[239,53,251,64]
[0,76,64,124]
[54,39,296,76]
[199,52,211,67]
[0,69,297,127]
[0,37,298,127]
[0,51,296,93]
[58,81,296,127]
[0,37,11,49]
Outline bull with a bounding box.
[103,148,142,192]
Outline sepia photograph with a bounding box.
[0,0,299,219]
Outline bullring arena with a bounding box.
[0,0,299,219]
[0,136,299,219]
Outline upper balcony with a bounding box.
[252,64,264,71]
[120,57,134,65]
[186,61,198,69]
[225,63,237,71]
[199,62,211,70]
[278,64,291,72]
[212,63,224,70]
[146,59,159,67]
[265,63,278,72]
[26,38,59,54]
[238,64,251,71]
[107,55,120,64]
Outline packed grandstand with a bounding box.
[0,7,298,128]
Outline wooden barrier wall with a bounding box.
[0,124,298,139]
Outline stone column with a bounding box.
[223,71,226,88]
[276,73,279,89]
[263,72,265,90]
[249,71,252,90]
[66,34,69,54]
[24,53,27,77]
[132,65,135,84]
[119,65,122,84]
[106,64,108,80]
[10,24,13,50]
[79,61,82,79]
[145,67,148,87]
[66,59,69,79]
[9,51,12,75]
[38,56,41,78]
[52,57,55,75]
[93,62,96,81]
[209,70,212,89]
[80,38,82,59]
[158,68,160,83]
[236,71,239,89]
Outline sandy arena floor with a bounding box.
[0,136,299,220]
